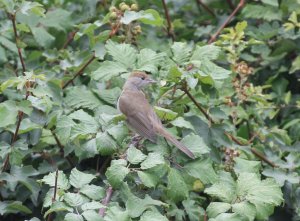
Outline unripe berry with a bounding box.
[110,12,117,19]
[109,6,117,12]
[131,3,138,11]
[120,4,130,11]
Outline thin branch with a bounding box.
[47,169,59,221]
[62,30,78,49]
[196,0,215,17]
[99,186,113,217]
[181,85,215,124]
[226,0,235,10]
[208,0,245,44]
[62,54,96,89]
[51,131,74,167]
[161,0,175,41]
[224,132,277,167]
[10,13,26,75]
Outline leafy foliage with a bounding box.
[0,0,300,221]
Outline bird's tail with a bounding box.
[160,129,195,159]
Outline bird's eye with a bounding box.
[141,76,145,80]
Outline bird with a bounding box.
[118,71,195,159]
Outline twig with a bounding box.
[181,85,215,124]
[204,211,208,221]
[208,0,245,44]
[9,13,26,75]
[62,21,122,89]
[51,131,74,167]
[161,0,175,41]
[1,13,30,172]
[226,0,235,10]
[62,54,96,89]
[196,0,215,17]
[47,169,59,221]
[62,31,78,49]
[99,186,113,217]
[224,132,277,167]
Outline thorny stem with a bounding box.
[208,0,245,44]
[161,0,175,41]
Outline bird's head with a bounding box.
[124,71,156,90]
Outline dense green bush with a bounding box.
[0,0,299,220]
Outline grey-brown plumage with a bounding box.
[118,71,195,159]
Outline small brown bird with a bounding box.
[118,71,195,159]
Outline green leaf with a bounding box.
[64,193,88,207]
[31,27,55,48]
[82,210,103,221]
[40,9,73,30]
[141,152,165,169]
[290,55,300,73]
[80,185,105,200]
[127,146,147,164]
[184,158,218,184]
[181,133,210,157]
[107,123,128,143]
[81,201,103,210]
[105,40,137,69]
[191,45,221,61]
[232,201,256,221]
[106,159,129,188]
[19,1,45,17]
[92,61,127,80]
[171,42,191,63]
[171,117,194,130]
[167,168,189,203]
[0,101,18,127]
[41,171,70,190]
[104,205,130,221]
[139,9,163,26]
[154,106,178,121]
[65,86,102,110]
[210,213,247,221]
[237,173,283,206]
[64,213,84,221]
[69,168,96,189]
[206,202,231,218]
[234,158,261,174]
[182,199,205,221]
[140,210,168,221]
[0,201,32,215]
[44,201,73,218]
[136,48,164,73]
[241,4,282,21]
[96,132,118,155]
[262,168,299,186]
[137,171,159,188]
[126,193,166,218]
[204,171,236,202]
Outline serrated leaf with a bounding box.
[136,48,164,73]
[92,61,127,80]
[104,205,130,221]
[31,27,55,48]
[127,146,147,164]
[82,210,103,221]
[234,158,261,174]
[140,210,168,221]
[64,213,84,221]
[232,201,256,221]
[154,106,178,121]
[204,171,236,202]
[139,9,163,26]
[171,42,191,63]
[181,133,210,157]
[64,193,88,207]
[69,168,96,189]
[96,132,118,155]
[171,117,194,130]
[80,185,105,200]
[206,202,231,218]
[185,158,218,184]
[167,168,189,203]
[191,45,221,61]
[137,171,159,188]
[0,101,18,127]
[141,152,165,169]
[81,201,103,210]
[41,171,70,190]
[106,159,129,188]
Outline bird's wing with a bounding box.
[119,90,158,142]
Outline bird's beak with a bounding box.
[146,78,157,84]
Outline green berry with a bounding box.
[109,6,117,12]
[130,3,138,11]
[120,4,130,11]
[110,11,117,19]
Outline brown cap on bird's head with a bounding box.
[129,71,149,79]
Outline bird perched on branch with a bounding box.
[118,71,195,159]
